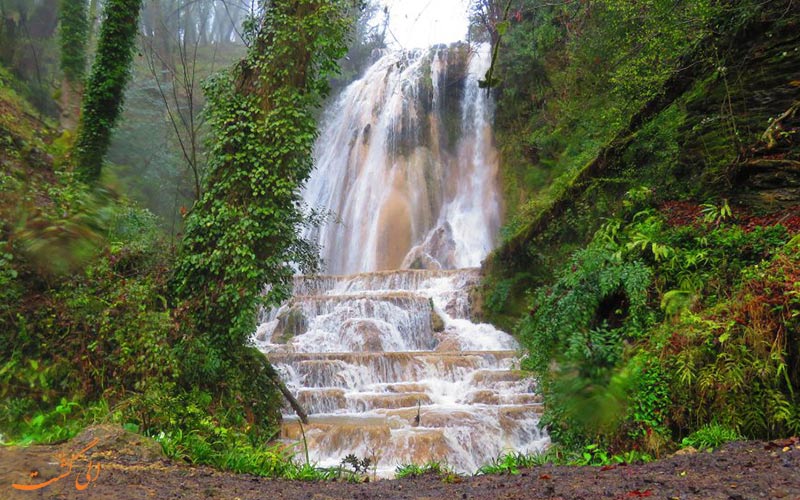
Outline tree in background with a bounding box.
[109,0,256,236]
[468,0,506,47]
[0,0,60,116]
[73,0,142,183]
[331,0,387,90]
[58,0,89,129]
[141,0,208,203]
[172,0,352,390]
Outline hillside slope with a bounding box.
[480,0,800,453]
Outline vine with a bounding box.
[73,0,142,182]
[172,0,353,381]
[58,0,89,84]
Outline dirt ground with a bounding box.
[2,426,799,499]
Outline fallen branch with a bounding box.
[761,100,800,150]
[742,158,800,170]
[265,366,308,424]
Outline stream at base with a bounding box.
[255,269,549,477]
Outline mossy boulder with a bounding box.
[271,305,308,344]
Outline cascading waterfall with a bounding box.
[303,44,502,274]
[255,43,547,477]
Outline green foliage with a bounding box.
[12,174,110,279]
[0,89,193,445]
[592,0,716,103]
[154,422,380,481]
[1,34,299,477]
[481,0,785,231]
[700,199,732,225]
[154,425,299,477]
[332,453,378,482]
[519,241,652,373]
[624,353,670,447]
[565,443,654,466]
[0,245,21,328]
[515,191,798,453]
[658,244,800,439]
[481,0,797,462]
[680,423,742,450]
[0,196,180,436]
[517,229,652,447]
[58,0,89,82]
[173,0,353,389]
[484,277,513,314]
[73,0,143,182]
[340,453,372,474]
[4,398,81,444]
[476,452,535,475]
[474,446,653,472]
[395,461,455,480]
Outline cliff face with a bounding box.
[722,25,800,207]
[487,2,799,284]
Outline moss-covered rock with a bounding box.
[271,306,308,344]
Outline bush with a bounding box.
[681,423,742,450]
[516,202,799,453]
[517,235,652,448]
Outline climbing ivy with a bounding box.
[172,0,353,381]
[73,0,142,182]
[58,0,89,84]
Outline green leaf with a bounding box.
[497,20,510,36]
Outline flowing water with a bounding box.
[303,44,502,274]
[255,44,548,477]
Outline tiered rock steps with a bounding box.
[291,268,481,297]
[260,270,547,476]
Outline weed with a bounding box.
[681,423,742,450]
[395,461,454,480]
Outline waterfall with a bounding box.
[255,43,547,477]
[304,44,502,274]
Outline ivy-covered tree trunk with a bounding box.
[73,0,142,183]
[58,0,89,130]
[172,0,352,380]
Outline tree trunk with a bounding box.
[59,78,82,130]
[58,0,89,130]
[73,0,143,182]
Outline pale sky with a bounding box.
[381,0,471,49]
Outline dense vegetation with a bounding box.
[0,0,359,479]
[171,0,353,440]
[477,0,800,455]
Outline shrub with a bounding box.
[681,423,742,450]
[518,236,652,447]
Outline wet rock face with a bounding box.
[737,160,800,206]
[402,222,458,271]
[683,20,800,208]
[731,32,800,208]
[340,319,385,351]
